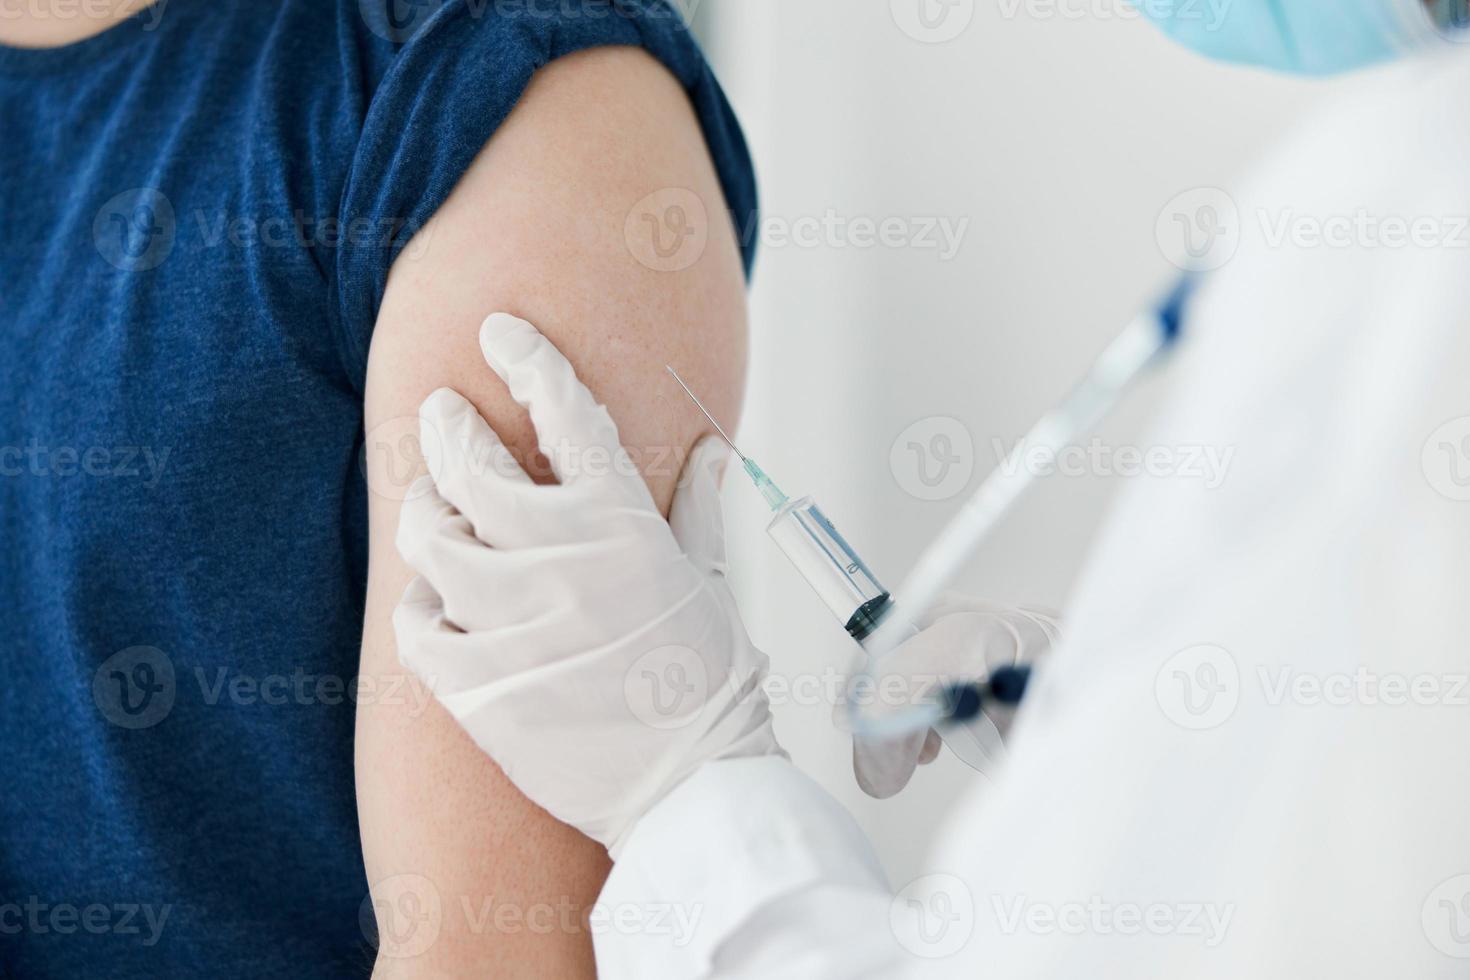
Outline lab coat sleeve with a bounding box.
[592,756,909,979]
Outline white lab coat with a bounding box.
[596,47,1470,978]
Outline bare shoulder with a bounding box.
[367,44,749,503]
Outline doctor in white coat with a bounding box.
[388,1,1470,974]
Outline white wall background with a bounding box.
[690,0,1338,883]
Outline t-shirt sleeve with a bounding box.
[328,0,758,392]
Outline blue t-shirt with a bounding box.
[0,2,756,975]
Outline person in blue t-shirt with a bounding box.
[0,1,757,975]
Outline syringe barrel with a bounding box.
[766,496,894,643]
[767,496,1002,771]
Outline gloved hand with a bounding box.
[392,313,781,855]
[844,596,1061,798]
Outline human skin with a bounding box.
[3,7,748,972]
[356,46,748,976]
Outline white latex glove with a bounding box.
[392,313,781,855]
[846,596,1061,798]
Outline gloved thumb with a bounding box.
[847,609,1031,797]
[668,436,729,575]
[853,727,930,799]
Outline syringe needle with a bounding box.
[665,365,749,463]
[667,365,790,510]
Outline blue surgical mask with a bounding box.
[1134,0,1451,75]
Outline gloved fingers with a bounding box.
[842,613,1008,797]
[397,476,576,633]
[852,603,1051,791]
[397,475,664,640]
[907,591,1018,629]
[1018,605,1064,646]
[912,593,1063,646]
[978,698,1023,742]
[396,479,515,633]
[918,729,943,765]
[827,646,867,735]
[477,313,631,491]
[392,574,453,686]
[871,609,1033,685]
[852,728,928,799]
[393,579,557,705]
[907,591,985,629]
[417,385,617,548]
[834,680,936,795]
[851,726,971,797]
[668,435,730,575]
[836,648,933,797]
[394,577,549,700]
[852,616,987,731]
[418,386,554,549]
[397,573,441,613]
[479,542,695,647]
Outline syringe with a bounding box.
[666,279,1192,776]
[666,367,1008,774]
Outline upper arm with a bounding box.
[355,46,748,976]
